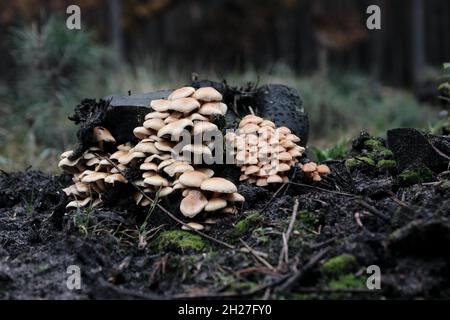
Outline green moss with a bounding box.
[345,157,375,168]
[377,159,396,169]
[296,210,319,230]
[398,164,434,186]
[320,254,357,278]
[328,274,366,289]
[157,230,208,252]
[378,149,394,158]
[233,212,262,237]
[364,139,383,150]
[441,180,450,189]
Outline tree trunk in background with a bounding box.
[108,0,123,64]
[412,0,425,88]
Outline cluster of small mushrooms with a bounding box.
[226,115,330,186]
[59,86,330,229]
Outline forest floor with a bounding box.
[1,133,450,299]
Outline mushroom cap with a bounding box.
[193,121,219,135]
[145,111,170,120]
[145,153,171,162]
[245,165,260,175]
[180,190,208,218]
[157,118,193,140]
[169,97,200,113]
[181,222,205,231]
[104,173,127,184]
[75,182,89,193]
[142,171,156,178]
[58,156,82,170]
[221,206,237,214]
[259,120,276,128]
[239,115,263,127]
[168,86,195,100]
[118,151,146,165]
[181,144,212,157]
[200,177,237,193]
[93,126,116,144]
[133,126,152,139]
[159,186,174,197]
[163,113,182,124]
[110,150,128,160]
[195,168,215,178]
[179,170,208,187]
[144,174,169,187]
[143,118,165,131]
[205,197,227,212]
[150,99,171,112]
[63,185,80,196]
[81,172,109,183]
[134,142,160,154]
[85,158,100,167]
[60,150,73,159]
[256,178,268,186]
[225,192,245,202]
[240,123,259,134]
[157,158,175,170]
[117,143,133,151]
[163,161,194,177]
[276,127,291,135]
[198,102,227,116]
[267,174,283,184]
[188,113,209,121]
[140,162,158,171]
[192,87,222,102]
[110,163,127,173]
[278,152,293,161]
[312,171,322,181]
[277,163,291,172]
[317,164,331,174]
[66,197,91,209]
[302,162,317,173]
[154,141,175,152]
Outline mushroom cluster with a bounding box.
[59,127,128,209]
[127,86,245,221]
[299,161,331,182]
[226,115,307,186]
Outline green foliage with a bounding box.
[157,230,208,252]
[345,156,375,168]
[233,212,262,237]
[438,63,450,103]
[320,254,358,278]
[398,164,434,186]
[377,159,396,169]
[311,140,347,162]
[328,274,366,289]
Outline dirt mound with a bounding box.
[1,132,450,299]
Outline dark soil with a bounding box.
[1,134,450,299]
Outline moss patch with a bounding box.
[377,159,396,169]
[233,212,262,237]
[345,157,375,168]
[320,254,358,278]
[296,210,319,230]
[328,274,366,289]
[440,180,450,189]
[398,164,434,186]
[157,230,208,252]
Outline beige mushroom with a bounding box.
[180,190,208,218]
[168,86,195,100]
[93,126,116,144]
[170,97,200,113]
[181,222,205,231]
[200,177,237,193]
[143,118,165,131]
[157,118,193,140]
[198,102,227,116]
[192,87,222,102]
[179,170,208,187]
[205,198,227,212]
[150,99,171,112]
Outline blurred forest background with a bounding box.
[0,0,449,172]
